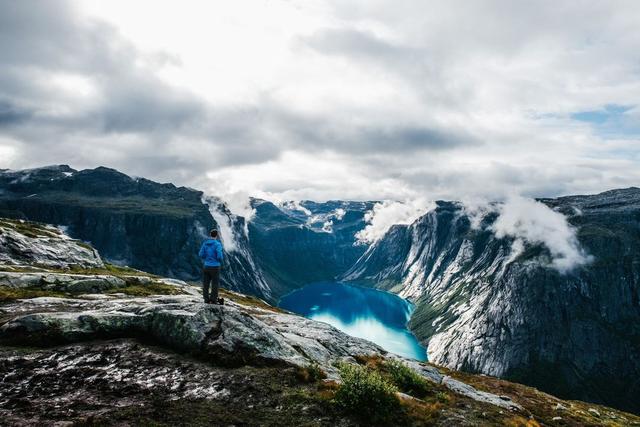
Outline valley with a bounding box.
[1,165,640,416]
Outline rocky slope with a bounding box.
[343,189,640,414]
[2,218,639,426]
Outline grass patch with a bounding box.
[0,281,183,303]
[218,288,286,313]
[66,263,155,277]
[295,362,327,383]
[441,365,640,426]
[0,287,67,303]
[106,281,184,297]
[334,362,401,424]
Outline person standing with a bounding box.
[198,229,224,304]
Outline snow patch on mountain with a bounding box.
[280,200,312,216]
[309,207,348,233]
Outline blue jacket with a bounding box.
[199,238,224,267]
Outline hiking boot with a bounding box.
[217,298,225,305]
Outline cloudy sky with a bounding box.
[1,0,639,203]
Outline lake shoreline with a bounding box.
[278,281,427,361]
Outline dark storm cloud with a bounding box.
[359,126,479,152]
[268,107,478,154]
[0,100,32,127]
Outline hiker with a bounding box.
[199,229,224,305]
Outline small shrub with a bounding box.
[435,391,450,403]
[382,359,432,398]
[296,363,327,383]
[334,362,400,423]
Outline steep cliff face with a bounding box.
[248,199,374,297]
[344,190,640,413]
[0,166,269,299]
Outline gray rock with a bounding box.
[0,218,103,269]
[441,376,522,411]
[0,291,522,410]
[0,271,126,293]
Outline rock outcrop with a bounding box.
[0,277,526,412]
[0,218,103,269]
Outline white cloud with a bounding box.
[489,196,592,272]
[1,0,639,203]
[355,199,435,244]
[202,195,242,252]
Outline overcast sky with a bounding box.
[1,0,639,203]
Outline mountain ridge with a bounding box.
[2,165,639,414]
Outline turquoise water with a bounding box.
[279,282,427,361]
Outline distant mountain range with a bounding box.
[1,165,639,414]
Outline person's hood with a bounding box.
[204,239,218,245]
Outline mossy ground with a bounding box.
[218,287,287,313]
[0,263,185,303]
[0,282,184,303]
[440,365,640,426]
[0,287,68,303]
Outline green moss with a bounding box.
[74,241,95,251]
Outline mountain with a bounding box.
[343,189,640,414]
[0,166,371,301]
[3,165,640,414]
[248,199,374,297]
[0,165,270,299]
[2,216,639,426]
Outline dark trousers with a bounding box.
[202,266,220,302]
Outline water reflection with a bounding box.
[279,282,427,361]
